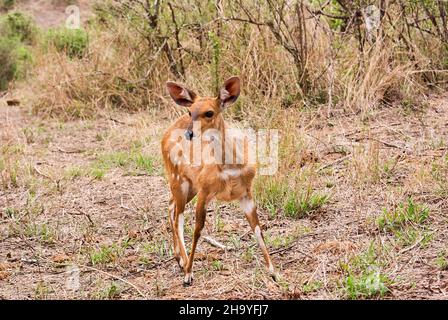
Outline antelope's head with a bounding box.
[166,77,240,140]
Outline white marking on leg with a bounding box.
[181,180,189,197]
[240,197,255,214]
[254,225,275,275]
[169,201,179,255]
[169,203,175,223]
[254,225,267,251]
[178,213,185,249]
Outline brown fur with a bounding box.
[161,77,276,285]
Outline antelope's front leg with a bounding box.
[240,195,278,281]
[183,191,208,286]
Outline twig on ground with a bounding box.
[203,236,232,251]
[144,257,175,270]
[68,207,95,226]
[57,146,85,154]
[109,117,128,125]
[120,197,140,215]
[33,165,53,181]
[398,235,426,254]
[316,154,351,172]
[79,264,146,298]
[370,138,409,151]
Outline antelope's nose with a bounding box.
[185,130,194,140]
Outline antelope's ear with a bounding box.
[219,76,240,109]
[166,81,197,107]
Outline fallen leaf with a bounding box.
[313,240,357,254]
[128,229,139,239]
[218,270,231,276]
[0,271,10,280]
[195,252,207,260]
[206,253,221,262]
[222,224,235,232]
[124,255,139,263]
[0,262,10,271]
[52,254,69,263]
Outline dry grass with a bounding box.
[2,92,448,299]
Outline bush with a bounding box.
[0,38,16,91]
[0,0,15,11]
[46,28,89,59]
[0,37,32,91]
[0,11,36,44]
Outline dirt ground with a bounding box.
[16,0,92,28]
[1,92,447,299]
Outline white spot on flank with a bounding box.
[240,197,255,214]
[181,180,189,197]
[171,173,175,179]
[219,168,242,180]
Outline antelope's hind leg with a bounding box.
[240,195,278,281]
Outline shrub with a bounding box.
[254,176,327,219]
[0,37,16,91]
[0,11,34,91]
[0,37,32,91]
[0,0,15,11]
[0,11,36,43]
[46,28,89,58]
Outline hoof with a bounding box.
[269,267,280,282]
[183,273,193,287]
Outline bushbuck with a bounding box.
[161,76,277,286]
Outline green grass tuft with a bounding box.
[340,242,392,299]
[376,198,429,232]
[45,27,88,59]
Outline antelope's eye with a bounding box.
[204,111,214,118]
